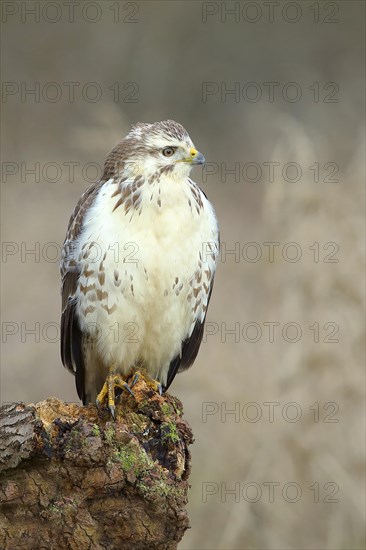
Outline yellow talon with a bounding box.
[96,366,134,418]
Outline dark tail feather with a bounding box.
[61,300,86,404]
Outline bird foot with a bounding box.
[96,372,134,419]
[96,370,164,418]
[130,370,163,395]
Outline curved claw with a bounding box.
[96,370,135,419]
[123,382,135,397]
[109,405,115,420]
[130,371,140,388]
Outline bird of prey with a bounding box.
[60,120,219,415]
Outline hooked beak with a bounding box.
[189,148,205,165]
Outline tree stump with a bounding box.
[0,375,194,549]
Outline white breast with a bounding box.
[73,175,219,386]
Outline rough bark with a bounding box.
[0,375,194,550]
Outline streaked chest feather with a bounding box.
[74,176,218,330]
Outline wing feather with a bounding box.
[164,277,216,391]
[60,181,105,402]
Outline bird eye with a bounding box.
[162,147,176,157]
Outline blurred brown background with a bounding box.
[1,1,365,549]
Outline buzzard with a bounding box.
[60,120,219,415]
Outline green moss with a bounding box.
[161,422,180,444]
[161,402,173,416]
[103,418,186,503]
[105,426,115,444]
[136,477,185,501]
[112,441,155,476]
[113,447,136,470]
[91,424,101,437]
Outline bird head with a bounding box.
[103,120,205,183]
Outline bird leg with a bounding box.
[96,365,134,418]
